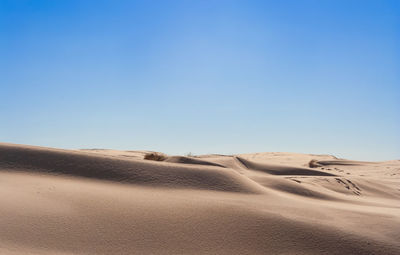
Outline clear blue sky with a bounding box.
[1,0,399,161]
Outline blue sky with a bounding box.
[1,0,399,160]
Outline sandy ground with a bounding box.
[0,142,399,254]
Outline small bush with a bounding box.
[308,159,321,168]
[144,152,167,161]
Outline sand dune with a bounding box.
[0,143,263,193]
[164,155,227,168]
[235,156,336,176]
[1,143,399,254]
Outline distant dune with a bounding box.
[0,142,399,254]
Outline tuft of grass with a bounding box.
[308,159,321,168]
[144,152,167,161]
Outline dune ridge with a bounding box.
[235,156,336,176]
[0,143,264,193]
[164,155,227,168]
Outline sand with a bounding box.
[0,142,399,254]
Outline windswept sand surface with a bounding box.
[0,143,399,254]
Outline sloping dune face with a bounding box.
[0,144,263,193]
[0,143,400,255]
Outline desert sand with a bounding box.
[0,142,399,254]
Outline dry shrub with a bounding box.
[308,159,321,168]
[144,152,167,161]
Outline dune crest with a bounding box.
[0,143,264,193]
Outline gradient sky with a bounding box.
[1,0,399,160]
